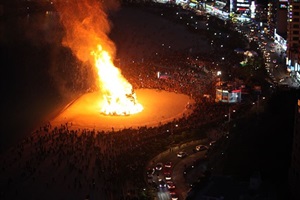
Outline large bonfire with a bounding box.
[55,0,143,115]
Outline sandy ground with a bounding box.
[51,89,194,131]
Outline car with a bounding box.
[171,193,179,200]
[166,181,176,189]
[195,145,208,151]
[177,151,188,158]
[165,173,172,180]
[169,188,176,195]
[164,167,172,175]
[158,179,167,188]
[155,163,163,171]
[209,141,216,146]
[164,162,172,168]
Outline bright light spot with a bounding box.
[91,45,143,116]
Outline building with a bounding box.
[267,0,277,37]
[273,0,288,51]
[289,99,300,200]
[286,0,300,79]
[215,86,242,103]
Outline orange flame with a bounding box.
[91,45,143,115]
[55,0,143,115]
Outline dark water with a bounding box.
[0,12,89,152]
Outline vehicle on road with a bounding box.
[165,173,172,180]
[171,193,179,200]
[209,141,216,146]
[164,167,172,175]
[195,145,208,151]
[155,163,163,171]
[164,162,172,168]
[177,151,188,158]
[169,188,176,195]
[166,181,176,189]
[158,179,167,188]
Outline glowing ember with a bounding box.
[91,45,143,115]
[54,0,143,116]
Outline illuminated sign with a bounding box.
[237,3,250,7]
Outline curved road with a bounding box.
[146,139,209,200]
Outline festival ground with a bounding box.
[51,89,195,131]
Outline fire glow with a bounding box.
[55,0,143,116]
[91,45,143,115]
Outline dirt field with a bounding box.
[51,89,194,131]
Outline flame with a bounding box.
[54,0,143,116]
[91,45,143,115]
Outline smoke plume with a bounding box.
[54,0,119,65]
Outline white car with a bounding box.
[177,151,188,158]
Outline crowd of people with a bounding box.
[0,45,233,200]
[0,3,253,200]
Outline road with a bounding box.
[145,139,209,200]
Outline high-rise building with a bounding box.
[267,0,277,37]
[289,99,300,200]
[277,0,288,36]
[287,0,300,78]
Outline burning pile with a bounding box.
[55,0,143,115]
[91,45,143,115]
